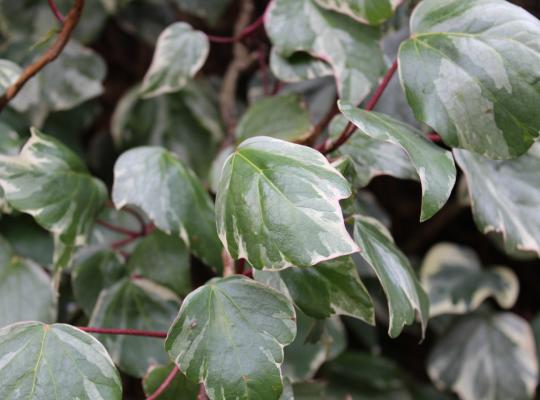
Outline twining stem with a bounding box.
[146,366,180,400]
[299,98,338,147]
[47,0,65,23]
[318,59,399,154]
[78,327,167,338]
[207,13,265,44]
[0,0,85,111]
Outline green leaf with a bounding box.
[166,276,296,400]
[71,249,125,317]
[216,136,359,270]
[314,0,402,25]
[0,129,107,269]
[127,230,191,297]
[0,59,20,96]
[236,94,313,143]
[270,49,332,83]
[113,146,222,271]
[0,237,56,327]
[89,278,180,377]
[339,102,456,221]
[171,0,232,25]
[254,256,374,323]
[266,0,386,104]
[455,144,540,258]
[0,322,122,399]
[329,114,417,189]
[143,364,199,400]
[421,243,519,317]
[398,0,540,159]
[428,312,538,400]
[283,310,346,381]
[140,22,209,98]
[352,215,429,338]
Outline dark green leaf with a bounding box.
[143,363,199,400]
[171,0,232,25]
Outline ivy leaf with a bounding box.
[0,237,56,327]
[352,215,429,338]
[398,0,540,159]
[216,136,359,270]
[314,0,402,25]
[0,59,20,96]
[269,49,332,83]
[339,102,456,221]
[166,276,296,400]
[0,129,107,269]
[126,230,191,297]
[140,22,209,98]
[421,243,519,317]
[266,0,386,104]
[428,312,538,400]
[171,0,232,25]
[0,322,122,399]
[113,146,222,271]
[143,364,199,400]
[329,114,417,190]
[455,144,540,258]
[236,94,313,143]
[89,278,180,377]
[254,256,374,323]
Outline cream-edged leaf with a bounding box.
[314,0,403,25]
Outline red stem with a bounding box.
[207,13,264,44]
[319,59,398,154]
[96,220,140,237]
[78,327,167,338]
[48,0,65,23]
[146,366,180,400]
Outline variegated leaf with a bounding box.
[314,0,403,25]
[269,48,332,83]
[398,0,540,159]
[0,129,107,269]
[216,136,359,270]
[421,243,519,317]
[339,102,456,221]
[112,146,222,271]
[352,215,429,338]
[0,322,122,399]
[266,0,386,104]
[140,22,209,98]
[428,312,538,400]
[0,59,20,96]
[166,276,296,400]
[455,144,540,258]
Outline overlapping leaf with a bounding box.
[455,144,540,258]
[166,276,296,400]
[113,146,222,270]
[266,0,386,104]
[269,49,332,83]
[140,22,209,98]
[428,312,538,400]
[0,322,122,399]
[399,0,540,159]
[216,136,359,270]
[421,243,519,317]
[339,102,456,221]
[0,129,107,269]
[143,364,199,400]
[314,0,402,25]
[353,215,429,338]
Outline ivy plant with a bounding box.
[0,0,539,399]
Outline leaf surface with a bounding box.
[314,0,402,25]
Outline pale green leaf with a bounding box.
[143,364,199,400]
[398,0,540,159]
[314,0,402,25]
[339,102,456,221]
[428,312,538,400]
[255,256,374,323]
[236,94,313,143]
[270,49,332,83]
[89,278,180,377]
[266,0,386,104]
[0,129,107,269]
[352,215,429,338]
[166,276,296,400]
[0,237,56,328]
[140,22,209,98]
[216,136,359,270]
[421,243,519,317]
[455,144,540,258]
[0,322,122,399]
[0,59,20,96]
